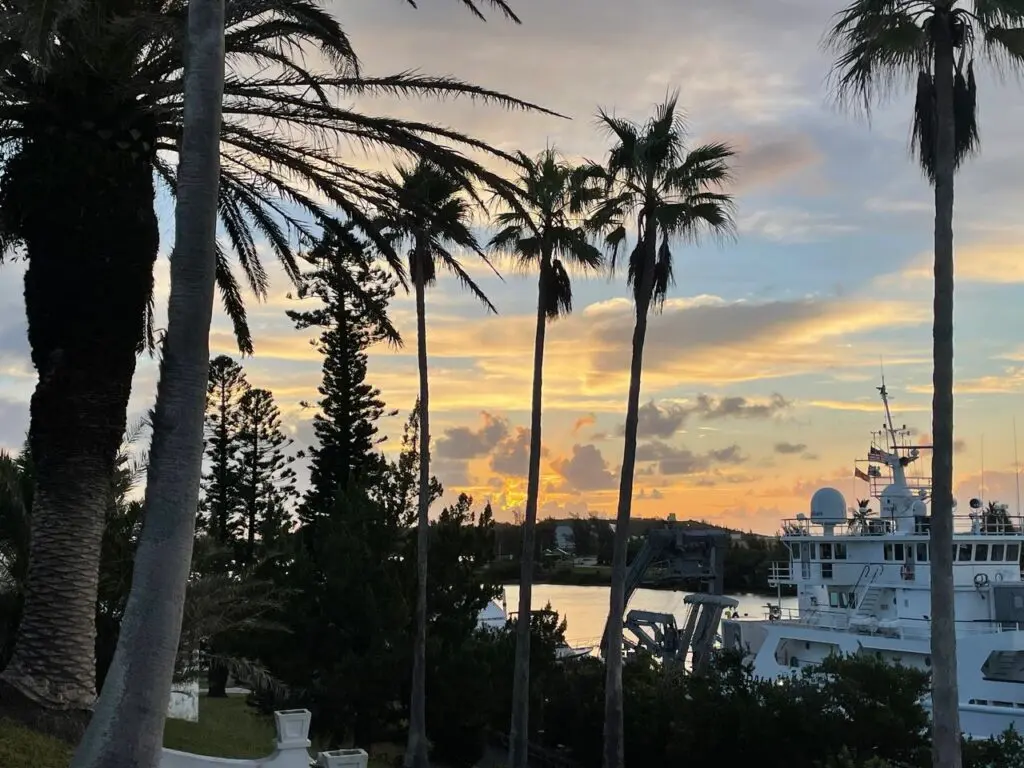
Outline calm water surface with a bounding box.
[501,584,798,647]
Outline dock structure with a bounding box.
[600,525,731,670]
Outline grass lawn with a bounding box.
[0,694,394,768]
[164,694,278,757]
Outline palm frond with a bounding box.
[823,1,929,116]
[911,60,979,182]
[594,97,735,307]
[403,0,522,24]
[983,24,1024,71]
[0,0,552,353]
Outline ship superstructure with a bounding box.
[722,383,1024,739]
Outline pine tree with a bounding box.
[200,355,249,545]
[235,388,298,563]
[288,223,399,523]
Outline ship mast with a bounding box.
[877,378,899,453]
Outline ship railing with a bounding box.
[779,514,1024,538]
[754,609,1024,639]
[767,562,792,586]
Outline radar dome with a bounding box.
[810,487,847,522]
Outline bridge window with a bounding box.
[792,542,802,559]
[993,544,1005,561]
[1008,544,1020,563]
[976,544,989,562]
[835,543,847,559]
[917,543,929,562]
[958,544,973,562]
[885,544,905,561]
[820,543,833,560]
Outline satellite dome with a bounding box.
[810,487,847,522]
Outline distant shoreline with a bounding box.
[497,572,787,598]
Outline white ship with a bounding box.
[722,383,1024,740]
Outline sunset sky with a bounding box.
[2,0,1024,534]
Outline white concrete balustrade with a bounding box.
[159,708,368,768]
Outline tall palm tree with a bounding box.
[379,159,496,768]
[590,95,734,768]
[72,0,226,760]
[824,6,1024,765]
[0,0,545,710]
[488,148,603,768]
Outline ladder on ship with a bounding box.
[853,564,883,616]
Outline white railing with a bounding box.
[757,607,1024,641]
[767,562,792,585]
[160,709,367,768]
[780,514,1024,538]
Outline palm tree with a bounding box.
[379,159,496,768]
[71,0,226,760]
[590,95,735,768]
[488,148,603,768]
[823,6,1024,765]
[0,0,546,709]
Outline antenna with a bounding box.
[1015,418,1021,516]
[981,435,985,503]
[876,373,898,451]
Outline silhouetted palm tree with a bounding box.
[378,159,496,768]
[590,95,735,768]
[0,0,544,709]
[488,148,603,768]
[824,5,1024,763]
[72,0,226,759]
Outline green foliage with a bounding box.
[235,387,299,563]
[822,0,1024,183]
[533,652,932,767]
[590,93,736,311]
[963,727,1024,768]
[199,357,299,564]
[0,0,550,349]
[487,147,604,319]
[379,159,495,308]
[288,223,400,523]
[200,356,250,545]
[249,409,498,757]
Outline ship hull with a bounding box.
[723,617,1024,739]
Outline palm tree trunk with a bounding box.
[405,274,431,768]
[0,129,159,712]
[929,15,961,768]
[603,226,657,768]
[71,0,226,762]
[509,264,550,768]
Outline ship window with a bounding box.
[792,543,802,559]
[884,544,904,560]
[821,563,833,579]
[958,544,973,562]
[807,544,816,559]
[976,544,989,562]
[820,543,833,560]
[834,543,847,560]
[993,544,1006,561]
[917,543,929,562]
[1008,544,1021,562]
